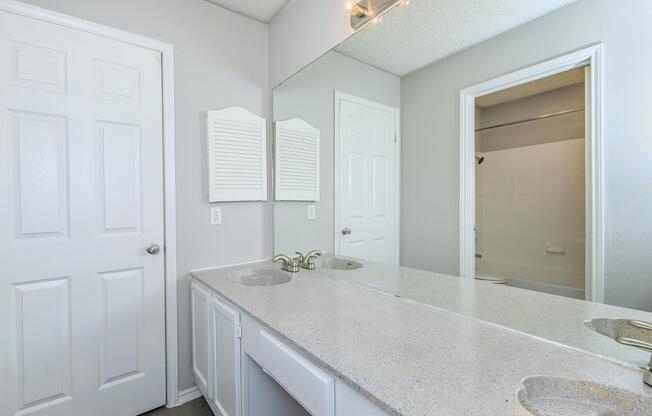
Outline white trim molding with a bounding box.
[459,44,604,303]
[334,91,401,265]
[178,386,202,406]
[0,0,181,407]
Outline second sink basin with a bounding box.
[517,376,652,416]
[319,257,363,271]
[229,269,291,286]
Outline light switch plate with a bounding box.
[307,204,316,220]
[210,206,222,225]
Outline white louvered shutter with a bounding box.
[274,119,320,201]
[207,107,267,202]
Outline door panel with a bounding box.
[97,121,142,233]
[9,40,67,93]
[338,96,398,264]
[98,268,145,389]
[0,9,166,416]
[347,153,365,219]
[14,277,72,412]
[10,110,69,238]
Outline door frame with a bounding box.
[334,91,401,265]
[458,44,604,302]
[0,0,180,406]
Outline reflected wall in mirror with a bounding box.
[273,0,651,313]
[273,51,400,260]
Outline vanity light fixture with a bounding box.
[350,0,406,30]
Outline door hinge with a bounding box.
[236,324,242,339]
[394,132,397,143]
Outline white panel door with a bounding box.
[0,10,166,416]
[337,95,398,264]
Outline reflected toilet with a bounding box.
[475,272,507,284]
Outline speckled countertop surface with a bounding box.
[191,261,652,416]
[313,257,652,369]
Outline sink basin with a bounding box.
[517,376,652,416]
[319,257,363,271]
[229,269,291,286]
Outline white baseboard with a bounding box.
[505,278,586,300]
[177,385,202,406]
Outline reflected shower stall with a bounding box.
[474,68,587,299]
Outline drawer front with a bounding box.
[258,330,334,416]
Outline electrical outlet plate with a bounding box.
[307,205,316,220]
[210,206,222,225]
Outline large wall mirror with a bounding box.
[273,0,652,367]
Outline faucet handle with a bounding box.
[294,252,305,262]
[617,321,652,353]
[628,320,652,332]
[616,336,652,353]
[304,250,323,260]
[299,250,323,270]
[272,254,300,272]
[272,254,291,263]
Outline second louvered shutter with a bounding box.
[274,118,320,201]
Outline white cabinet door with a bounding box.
[210,296,242,416]
[0,9,166,416]
[191,280,211,397]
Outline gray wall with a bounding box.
[273,51,400,255]
[18,0,270,390]
[401,0,652,311]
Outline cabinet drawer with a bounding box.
[258,330,334,416]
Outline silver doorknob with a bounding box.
[341,227,351,235]
[146,244,161,255]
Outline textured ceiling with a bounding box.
[336,0,579,76]
[205,0,291,23]
[476,67,585,107]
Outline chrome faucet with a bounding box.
[295,250,323,270]
[585,318,652,386]
[272,254,300,273]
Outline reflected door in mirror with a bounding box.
[337,94,398,265]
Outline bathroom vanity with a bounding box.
[190,267,385,416]
[191,260,652,416]
[192,1,652,413]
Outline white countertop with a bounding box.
[192,261,652,416]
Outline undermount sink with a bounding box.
[319,257,363,271]
[517,376,652,416]
[229,269,291,286]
